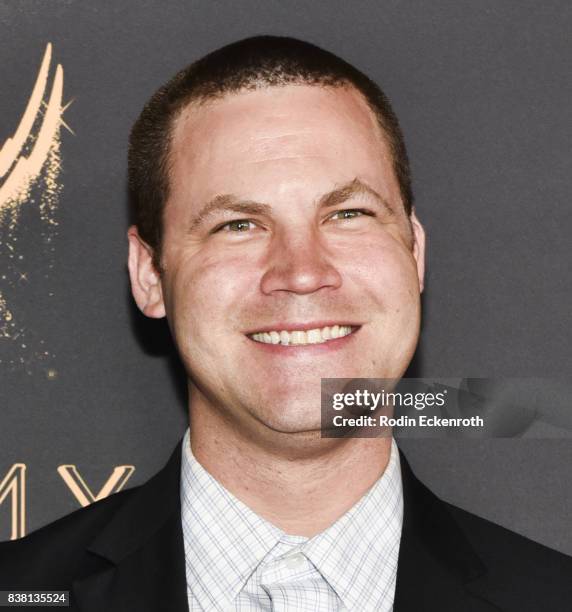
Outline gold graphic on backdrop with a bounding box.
[0,42,72,372]
[0,464,26,540]
[57,464,135,507]
[1,463,135,540]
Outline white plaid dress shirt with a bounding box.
[180,428,403,611]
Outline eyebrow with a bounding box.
[187,196,272,233]
[187,177,394,233]
[318,178,395,215]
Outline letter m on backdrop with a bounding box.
[0,464,26,540]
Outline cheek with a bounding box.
[340,234,419,304]
[166,249,257,331]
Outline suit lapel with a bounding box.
[394,450,500,611]
[72,440,189,612]
[71,439,503,611]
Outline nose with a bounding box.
[260,227,343,295]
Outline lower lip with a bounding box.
[246,327,361,355]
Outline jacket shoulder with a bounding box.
[0,486,139,588]
[445,501,572,604]
[446,501,572,568]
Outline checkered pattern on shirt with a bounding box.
[180,428,403,611]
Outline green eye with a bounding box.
[330,209,366,220]
[220,219,254,232]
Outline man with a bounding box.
[0,36,570,611]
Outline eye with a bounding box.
[214,219,257,233]
[328,208,373,221]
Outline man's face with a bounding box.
[129,84,425,435]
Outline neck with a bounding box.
[188,396,393,538]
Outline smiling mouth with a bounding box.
[248,324,359,346]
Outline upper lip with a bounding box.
[244,321,362,335]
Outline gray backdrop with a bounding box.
[1,0,571,554]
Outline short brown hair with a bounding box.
[128,36,413,269]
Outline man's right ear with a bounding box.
[127,225,166,318]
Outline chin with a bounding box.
[264,420,323,435]
[254,402,323,435]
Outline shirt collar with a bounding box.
[180,428,403,610]
[302,436,403,610]
[180,428,283,609]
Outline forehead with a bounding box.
[168,84,399,204]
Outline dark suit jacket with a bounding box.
[0,440,571,611]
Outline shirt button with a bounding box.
[284,552,305,569]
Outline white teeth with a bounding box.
[291,330,306,345]
[250,325,354,346]
[307,329,321,344]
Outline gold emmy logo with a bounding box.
[1,463,135,540]
[0,42,71,370]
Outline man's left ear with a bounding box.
[127,225,166,318]
[410,208,426,293]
